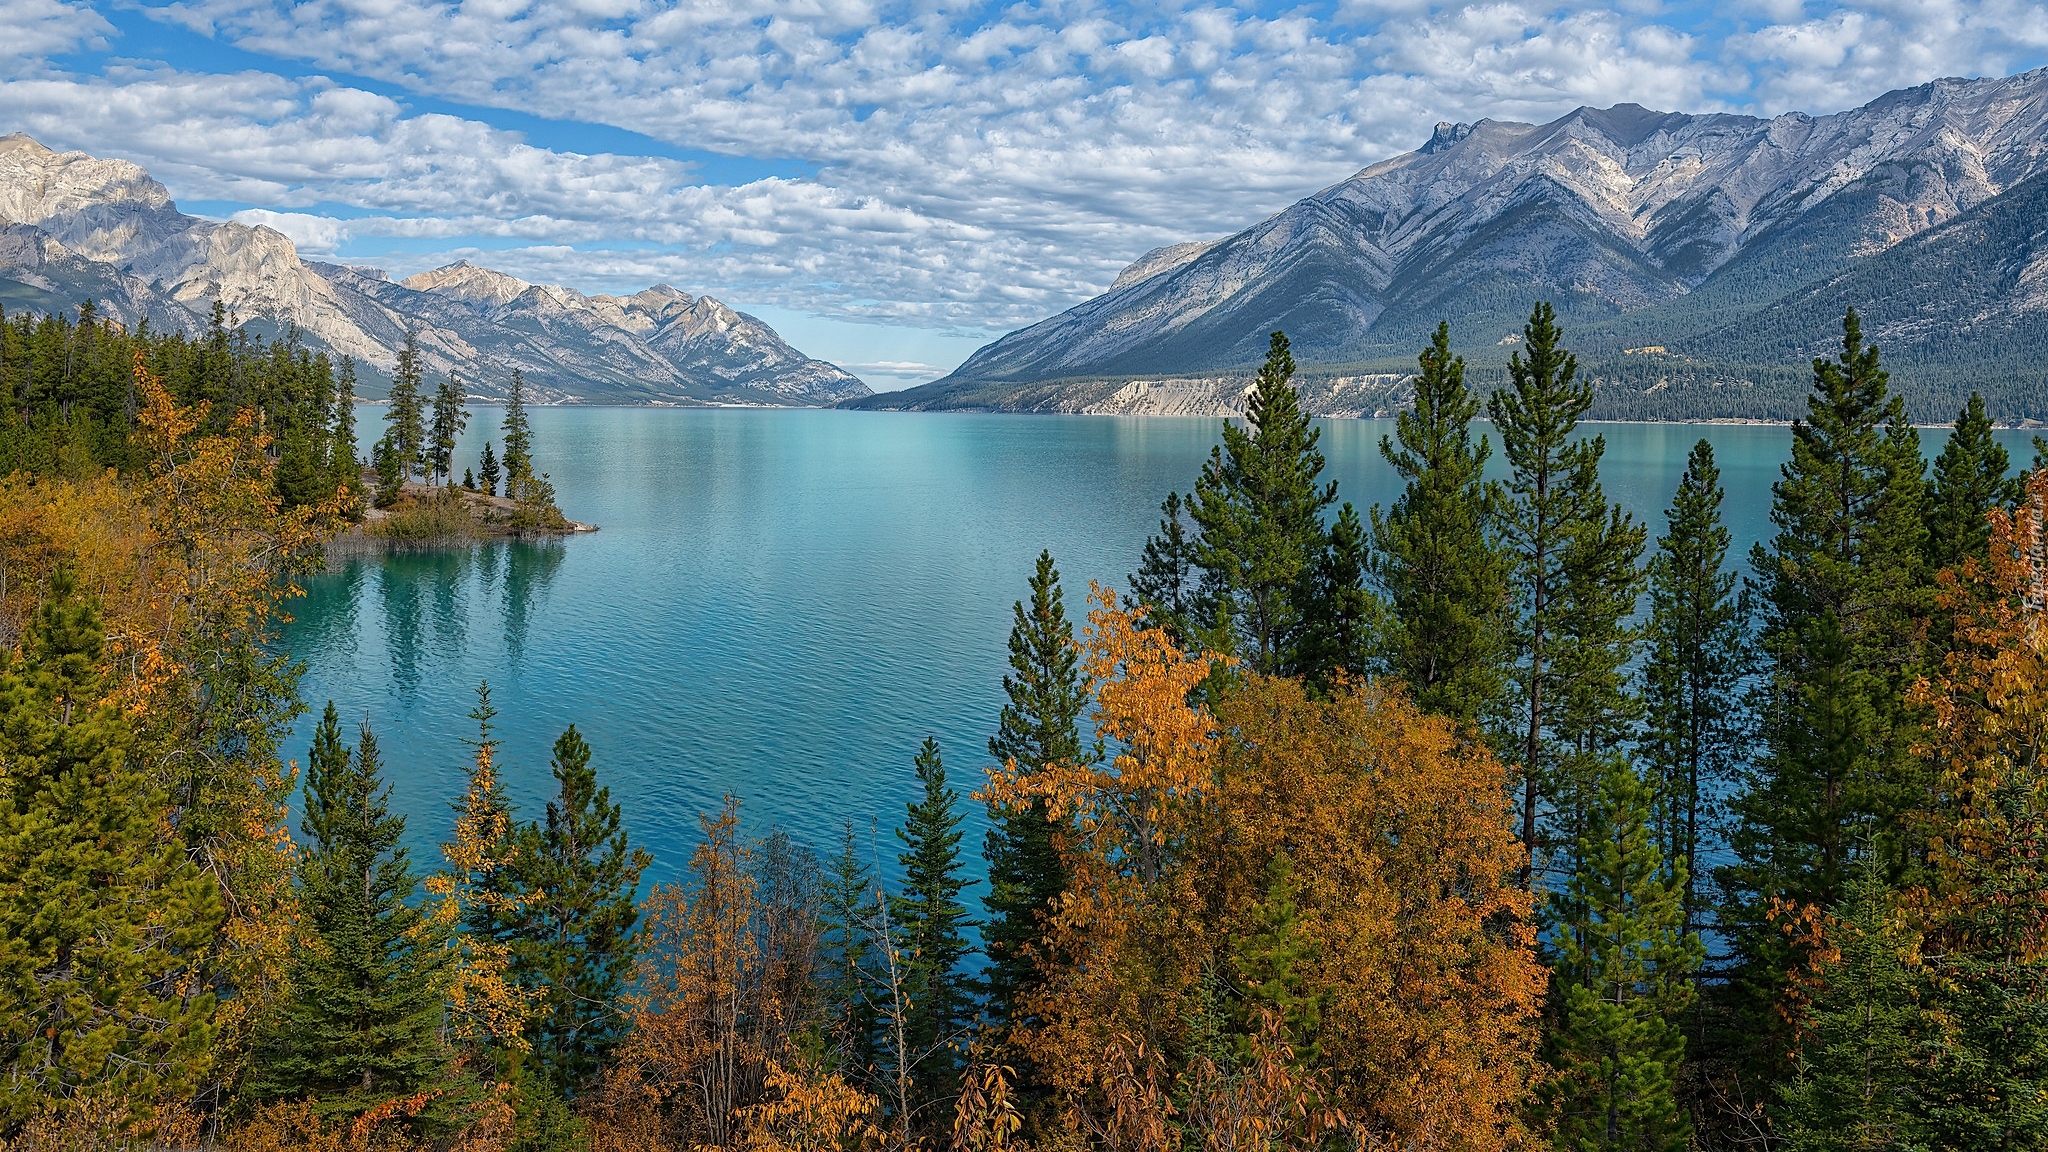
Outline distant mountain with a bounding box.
[0,134,869,405]
[855,69,2048,422]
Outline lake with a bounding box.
[284,408,2037,890]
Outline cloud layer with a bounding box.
[2,0,2045,381]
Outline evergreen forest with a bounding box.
[1,298,2046,1152]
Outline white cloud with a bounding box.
[0,0,2042,367]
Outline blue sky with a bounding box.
[3,0,2044,388]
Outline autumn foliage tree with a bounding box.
[985,588,1544,1151]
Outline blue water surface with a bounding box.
[283,408,2037,891]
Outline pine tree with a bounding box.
[480,441,501,497]
[819,820,879,1083]
[1130,490,1205,646]
[1369,321,1509,727]
[891,737,976,1116]
[1925,392,2015,575]
[0,574,225,1130]
[430,373,469,485]
[984,552,1084,1031]
[1774,856,1926,1152]
[1641,440,1745,940]
[1724,309,1931,1053]
[254,715,463,1128]
[384,331,427,481]
[1303,502,1373,689]
[1488,302,1639,879]
[331,357,360,498]
[1543,759,1701,1152]
[508,725,651,1097]
[372,435,404,508]
[502,369,534,489]
[1189,331,1336,676]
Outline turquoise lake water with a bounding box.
[284,408,2038,889]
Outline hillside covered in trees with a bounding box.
[2,300,2046,1152]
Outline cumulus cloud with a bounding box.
[0,0,2043,349]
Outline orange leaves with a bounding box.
[1910,469,2048,959]
[740,1058,883,1152]
[990,592,1542,1152]
[982,584,1223,890]
[1211,678,1540,1151]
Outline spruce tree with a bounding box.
[820,820,880,1083]
[1189,331,1336,676]
[384,331,427,481]
[891,737,976,1113]
[1370,321,1509,727]
[430,372,468,485]
[1925,391,2015,575]
[1774,857,1926,1152]
[331,357,360,497]
[1488,302,1641,878]
[1641,440,1745,939]
[509,725,651,1096]
[0,574,225,1128]
[1724,309,1930,1051]
[984,552,1084,1030]
[1303,502,1373,688]
[502,369,534,490]
[372,436,404,508]
[480,441,501,497]
[1130,490,1205,646]
[1543,760,1701,1152]
[255,716,462,1127]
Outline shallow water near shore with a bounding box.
[283,406,2036,889]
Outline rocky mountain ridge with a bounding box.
[0,134,868,405]
[855,68,2048,422]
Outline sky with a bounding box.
[2,0,2045,389]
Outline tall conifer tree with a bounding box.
[1488,302,1641,879]
[820,820,880,1084]
[1370,321,1509,727]
[1304,502,1373,688]
[510,725,651,1096]
[1926,392,2014,575]
[429,373,468,485]
[1641,440,1745,938]
[1543,760,1701,1152]
[256,716,463,1128]
[984,552,1084,1030]
[384,331,427,482]
[891,737,976,1115]
[1130,490,1205,647]
[331,357,360,496]
[502,369,534,490]
[1724,308,1931,1055]
[1189,331,1336,676]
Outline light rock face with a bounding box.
[0,134,868,405]
[928,68,2048,392]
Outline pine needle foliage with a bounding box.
[1370,320,1510,729]
[1189,331,1336,677]
[984,552,1084,1032]
[253,713,465,1130]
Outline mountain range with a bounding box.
[0,134,868,406]
[852,68,2048,423]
